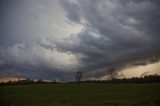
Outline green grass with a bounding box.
[0,83,160,106]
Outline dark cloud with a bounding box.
[0,0,32,47]
[60,0,81,23]
[0,0,160,81]
[0,42,77,81]
[56,0,160,78]
[0,63,74,82]
[0,0,80,81]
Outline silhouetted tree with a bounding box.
[75,71,83,82]
[108,68,117,80]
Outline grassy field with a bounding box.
[0,83,160,106]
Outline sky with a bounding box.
[0,0,160,82]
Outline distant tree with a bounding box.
[108,68,117,80]
[140,72,148,78]
[18,76,21,83]
[75,71,83,82]
[140,72,148,83]
[51,80,56,83]
[37,79,43,83]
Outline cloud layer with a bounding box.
[56,0,160,78]
[0,0,160,81]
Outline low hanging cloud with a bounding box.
[0,42,78,81]
[0,0,81,81]
[54,0,160,78]
[0,0,160,81]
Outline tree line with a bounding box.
[0,74,160,86]
[83,74,160,84]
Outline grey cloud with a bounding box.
[56,0,160,78]
[60,0,81,23]
[0,42,77,81]
[1,0,160,81]
[0,0,80,81]
[0,62,74,81]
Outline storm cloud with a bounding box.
[57,0,160,77]
[0,0,160,81]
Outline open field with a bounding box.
[0,83,160,106]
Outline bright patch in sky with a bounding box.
[120,62,160,78]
